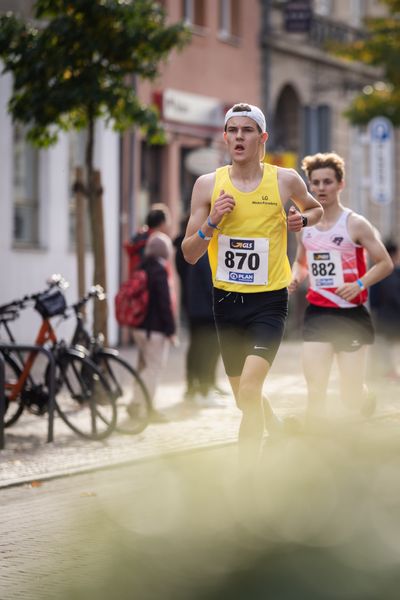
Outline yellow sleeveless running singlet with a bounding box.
[208,163,291,293]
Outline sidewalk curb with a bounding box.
[0,439,236,490]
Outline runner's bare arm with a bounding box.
[278,168,323,232]
[182,173,235,264]
[289,234,309,294]
[336,215,393,301]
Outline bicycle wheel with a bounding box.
[94,350,151,434]
[1,353,25,427]
[53,351,117,440]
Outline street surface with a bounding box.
[1,338,399,489]
[0,339,307,488]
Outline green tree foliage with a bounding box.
[0,0,190,145]
[0,0,190,335]
[331,0,400,125]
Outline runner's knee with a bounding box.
[237,380,262,410]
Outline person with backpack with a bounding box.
[124,203,172,277]
[129,231,177,423]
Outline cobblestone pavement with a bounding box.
[1,338,399,488]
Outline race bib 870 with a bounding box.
[216,235,269,285]
[306,250,344,289]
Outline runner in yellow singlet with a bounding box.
[182,102,323,467]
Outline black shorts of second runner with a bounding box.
[213,287,288,377]
[303,303,375,353]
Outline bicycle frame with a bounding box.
[6,319,57,402]
[70,309,91,349]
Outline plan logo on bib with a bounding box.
[229,272,254,283]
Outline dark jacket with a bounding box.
[186,253,214,322]
[139,256,176,337]
[173,233,190,313]
[370,266,400,340]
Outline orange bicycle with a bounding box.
[0,277,117,440]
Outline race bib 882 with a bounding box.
[306,250,344,289]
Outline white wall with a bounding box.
[0,72,121,346]
[93,120,120,344]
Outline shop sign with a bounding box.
[163,89,224,128]
[368,116,394,206]
[284,1,312,33]
[264,152,298,169]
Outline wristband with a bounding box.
[207,216,220,230]
[197,229,212,241]
[356,278,365,291]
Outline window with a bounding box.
[273,85,301,152]
[219,0,240,39]
[302,105,331,155]
[314,0,331,17]
[13,124,40,247]
[140,140,162,206]
[350,0,365,28]
[180,147,197,213]
[182,0,206,28]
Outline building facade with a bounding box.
[127,0,398,258]
[261,0,399,246]
[130,0,263,236]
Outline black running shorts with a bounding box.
[303,303,375,353]
[212,287,288,377]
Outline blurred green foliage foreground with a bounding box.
[43,419,400,599]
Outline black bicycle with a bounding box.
[0,277,117,440]
[66,285,151,434]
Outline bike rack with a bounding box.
[0,344,56,449]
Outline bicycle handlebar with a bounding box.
[0,306,20,322]
[46,273,69,291]
[0,274,70,315]
[0,299,23,313]
[70,285,106,312]
[0,277,105,324]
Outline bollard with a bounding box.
[0,344,56,448]
[0,353,5,449]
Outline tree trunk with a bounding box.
[85,115,108,342]
[74,166,86,305]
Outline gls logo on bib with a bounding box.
[230,239,254,250]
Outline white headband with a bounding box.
[224,104,266,133]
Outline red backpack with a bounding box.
[115,269,149,328]
[124,229,150,279]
